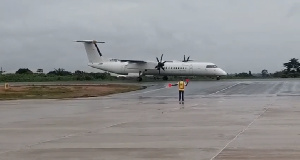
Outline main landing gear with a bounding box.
[216,76,220,80]
[137,77,142,82]
[137,71,143,82]
[162,76,168,81]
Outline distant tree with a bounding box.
[261,69,269,78]
[74,70,84,74]
[47,68,71,76]
[283,58,300,73]
[89,72,110,79]
[16,68,33,74]
[236,72,251,78]
[249,71,252,76]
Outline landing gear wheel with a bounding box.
[216,76,220,80]
[137,77,142,82]
[162,76,168,81]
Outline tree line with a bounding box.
[226,58,300,78]
[0,68,114,82]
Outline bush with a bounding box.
[16,68,33,74]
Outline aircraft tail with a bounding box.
[75,40,105,63]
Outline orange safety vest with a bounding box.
[178,81,185,91]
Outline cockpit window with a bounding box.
[206,65,218,68]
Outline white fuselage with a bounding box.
[88,60,227,77]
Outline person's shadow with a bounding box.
[179,102,184,109]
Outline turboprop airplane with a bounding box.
[75,40,227,81]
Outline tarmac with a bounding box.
[0,79,300,160]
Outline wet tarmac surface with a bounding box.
[0,79,300,160]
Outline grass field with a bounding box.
[0,84,142,100]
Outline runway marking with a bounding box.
[208,82,240,96]
[209,105,270,160]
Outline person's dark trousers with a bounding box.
[179,90,184,101]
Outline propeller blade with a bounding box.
[94,43,102,56]
[184,55,186,61]
[155,54,166,72]
[187,56,190,61]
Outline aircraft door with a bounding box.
[121,63,128,74]
[189,64,193,75]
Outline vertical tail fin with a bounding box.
[75,40,105,63]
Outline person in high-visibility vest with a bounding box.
[172,78,189,103]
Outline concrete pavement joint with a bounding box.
[0,121,133,156]
[209,104,271,160]
[0,101,182,156]
[208,82,241,96]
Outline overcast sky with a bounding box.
[1,0,300,74]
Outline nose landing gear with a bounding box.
[162,76,168,81]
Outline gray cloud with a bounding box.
[1,0,300,74]
[286,2,300,18]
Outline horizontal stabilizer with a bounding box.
[75,40,105,43]
[75,40,104,63]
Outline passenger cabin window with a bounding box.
[206,65,218,68]
[110,59,119,62]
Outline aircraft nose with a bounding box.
[222,70,227,75]
[219,69,227,76]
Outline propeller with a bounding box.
[155,54,166,74]
[182,55,192,62]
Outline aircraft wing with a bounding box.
[119,60,147,63]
